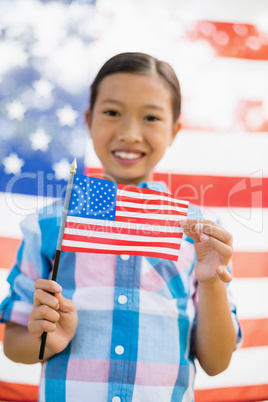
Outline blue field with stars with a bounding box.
[68,175,118,220]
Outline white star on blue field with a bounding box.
[0,0,96,197]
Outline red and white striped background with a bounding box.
[1,0,268,401]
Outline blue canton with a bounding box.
[68,175,117,220]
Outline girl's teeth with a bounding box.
[114,151,142,160]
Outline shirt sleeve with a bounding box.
[0,203,61,327]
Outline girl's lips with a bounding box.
[112,150,145,165]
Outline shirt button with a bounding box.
[115,345,124,355]
[120,254,130,261]
[112,397,121,402]
[118,295,128,304]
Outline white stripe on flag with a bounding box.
[107,0,268,26]
[116,200,188,212]
[195,346,268,388]
[61,240,179,256]
[64,228,183,244]
[86,131,268,176]
[209,207,268,251]
[115,210,185,221]
[157,131,268,176]
[117,188,190,205]
[65,216,183,234]
[0,192,57,238]
[231,277,268,320]
[0,344,41,385]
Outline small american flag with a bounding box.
[61,174,189,261]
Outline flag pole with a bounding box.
[38,158,77,360]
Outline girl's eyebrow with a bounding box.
[144,104,165,111]
[101,99,165,110]
[101,99,122,105]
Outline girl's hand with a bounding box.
[28,279,78,356]
[180,219,233,283]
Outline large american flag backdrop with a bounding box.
[0,0,267,401]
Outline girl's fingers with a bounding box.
[28,317,57,337]
[33,289,60,310]
[34,279,62,293]
[216,266,233,283]
[180,219,219,240]
[34,279,62,309]
[195,223,233,246]
[180,219,233,247]
[197,231,233,262]
[180,219,201,242]
[31,304,60,322]
[28,304,60,338]
[55,293,76,314]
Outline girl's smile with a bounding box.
[112,149,146,165]
[86,72,181,185]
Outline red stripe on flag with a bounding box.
[117,183,173,197]
[191,21,268,61]
[116,205,188,216]
[117,195,188,208]
[0,323,5,343]
[232,252,268,278]
[0,236,266,277]
[240,318,268,348]
[0,237,20,269]
[0,381,38,402]
[65,221,183,238]
[181,99,268,133]
[195,383,268,402]
[85,168,268,208]
[61,246,179,261]
[154,172,266,208]
[114,215,182,226]
[63,233,181,250]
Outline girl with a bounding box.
[1,52,241,402]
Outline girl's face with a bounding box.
[86,72,180,185]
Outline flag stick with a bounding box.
[38,158,77,360]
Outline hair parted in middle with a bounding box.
[89,52,181,122]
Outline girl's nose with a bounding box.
[117,118,142,142]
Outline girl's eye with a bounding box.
[144,115,160,122]
[104,110,120,117]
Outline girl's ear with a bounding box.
[169,119,181,146]
[85,109,92,132]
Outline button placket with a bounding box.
[107,255,141,401]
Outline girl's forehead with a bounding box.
[96,72,172,104]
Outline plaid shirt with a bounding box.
[0,182,242,402]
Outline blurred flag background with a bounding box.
[0,0,267,401]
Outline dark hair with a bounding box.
[89,52,181,122]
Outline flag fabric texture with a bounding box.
[61,175,188,261]
[0,0,268,401]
